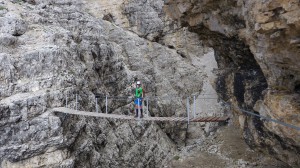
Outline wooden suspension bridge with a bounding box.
[52,107,229,123]
[51,93,300,130]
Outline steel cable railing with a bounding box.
[238,108,300,131]
[63,93,300,130]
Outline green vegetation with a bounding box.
[173,155,180,160]
[0,6,7,11]
[10,0,23,5]
[270,85,290,91]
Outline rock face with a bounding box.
[163,0,300,166]
[0,0,209,167]
[0,0,300,167]
[95,0,300,165]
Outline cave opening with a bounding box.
[189,25,268,107]
[295,81,300,93]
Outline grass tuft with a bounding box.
[173,155,180,160]
[0,6,7,10]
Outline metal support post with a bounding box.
[24,99,28,121]
[96,98,98,113]
[146,98,149,117]
[186,97,190,124]
[65,95,68,108]
[138,106,141,119]
[105,95,108,114]
[76,94,78,111]
[193,95,196,118]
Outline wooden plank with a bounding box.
[191,116,229,122]
[208,117,213,121]
[52,107,229,122]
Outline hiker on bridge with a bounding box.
[134,80,145,118]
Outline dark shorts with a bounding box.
[134,98,143,106]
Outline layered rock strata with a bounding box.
[163,0,300,166]
[0,0,208,167]
[1,0,299,167]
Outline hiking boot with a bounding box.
[140,109,143,118]
[134,109,138,118]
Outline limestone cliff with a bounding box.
[0,0,299,167]
[86,0,300,166]
[0,0,207,167]
[163,0,300,166]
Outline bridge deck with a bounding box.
[52,107,229,122]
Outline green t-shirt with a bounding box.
[135,87,143,98]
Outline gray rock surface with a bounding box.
[0,0,209,167]
[85,0,300,167]
[163,0,300,167]
[1,0,297,167]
